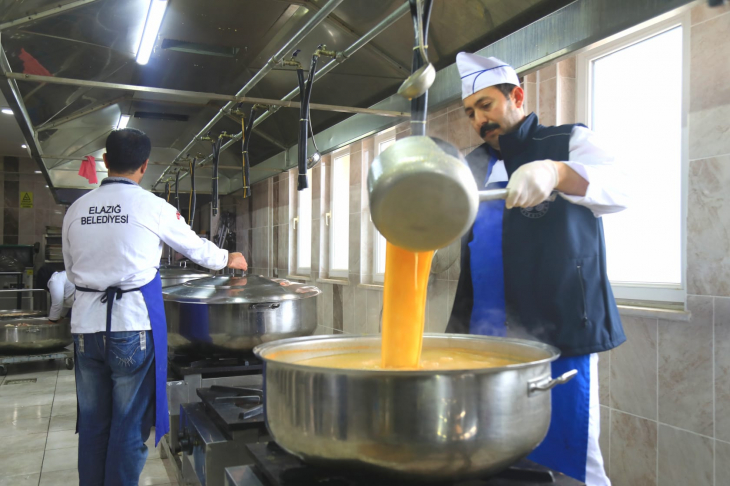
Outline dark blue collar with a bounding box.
[498,112,539,160]
[101,177,138,187]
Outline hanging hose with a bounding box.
[211,137,222,216]
[241,105,258,198]
[189,158,197,229]
[164,182,171,203]
[174,171,180,212]
[296,50,320,191]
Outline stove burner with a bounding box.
[168,353,263,378]
[197,385,265,433]
[244,443,585,486]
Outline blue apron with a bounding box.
[467,153,593,482]
[75,272,170,446]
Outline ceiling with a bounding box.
[0,0,574,194]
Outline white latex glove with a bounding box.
[505,160,559,209]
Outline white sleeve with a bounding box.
[559,126,630,218]
[156,202,229,270]
[61,210,75,285]
[47,275,64,321]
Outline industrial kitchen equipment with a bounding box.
[163,275,320,356]
[254,334,576,481]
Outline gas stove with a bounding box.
[177,385,270,486]
[225,443,586,486]
[168,353,263,379]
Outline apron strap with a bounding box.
[75,285,142,363]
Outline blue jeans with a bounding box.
[74,331,155,486]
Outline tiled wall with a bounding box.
[235,2,729,484]
[0,156,66,264]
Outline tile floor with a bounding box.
[0,359,179,486]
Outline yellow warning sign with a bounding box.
[20,192,33,209]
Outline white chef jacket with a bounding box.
[487,126,628,217]
[47,270,75,321]
[62,177,228,334]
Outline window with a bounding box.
[295,169,312,275]
[329,149,350,278]
[577,15,688,303]
[372,128,396,283]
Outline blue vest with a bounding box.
[447,113,626,356]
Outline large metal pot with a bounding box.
[254,334,576,480]
[0,317,72,353]
[163,275,320,355]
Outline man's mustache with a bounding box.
[480,123,500,138]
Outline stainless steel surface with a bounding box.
[225,466,264,486]
[255,334,575,480]
[0,317,72,353]
[179,402,268,486]
[0,309,46,319]
[0,0,101,31]
[479,188,509,202]
[368,135,478,251]
[163,275,319,354]
[397,0,435,100]
[153,0,345,191]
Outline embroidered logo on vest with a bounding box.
[520,193,557,219]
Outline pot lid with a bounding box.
[0,309,45,319]
[159,266,209,279]
[162,274,321,304]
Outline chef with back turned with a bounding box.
[447,53,628,485]
[62,127,248,486]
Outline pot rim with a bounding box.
[253,333,561,376]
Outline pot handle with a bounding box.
[250,302,281,310]
[528,369,578,395]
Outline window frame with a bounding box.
[294,168,313,276]
[575,12,690,304]
[328,146,351,278]
[372,128,397,284]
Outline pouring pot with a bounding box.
[163,275,320,355]
[367,136,507,252]
[254,334,576,480]
[0,317,72,354]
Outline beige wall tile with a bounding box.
[427,114,448,141]
[558,77,576,125]
[658,295,714,436]
[447,109,473,151]
[715,439,730,484]
[690,9,730,113]
[448,239,461,282]
[349,215,360,273]
[558,58,576,78]
[540,63,557,80]
[598,350,610,406]
[349,183,361,215]
[715,297,730,442]
[658,425,713,486]
[610,317,657,419]
[687,156,730,297]
[349,149,362,187]
[538,77,557,126]
[251,181,269,229]
[366,289,383,334]
[600,406,610,477]
[691,1,730,24]
[524,82,537,116]
[426,278,449,333]
[610,410,657,486]
[353,287,368,333]
[524,72,537,83]
[689,104,730,161]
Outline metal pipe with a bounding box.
[3,73,406,118]
[152,0,344,190]
[176,2,410,184]
[0,0,101,31]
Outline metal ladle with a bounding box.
[397,0,435,100]
[367,136,508,252]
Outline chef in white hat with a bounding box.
[447,52,629,486]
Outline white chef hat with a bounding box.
[456,52,519,99]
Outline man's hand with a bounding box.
[227,252,248,271]
[505,160,559,209]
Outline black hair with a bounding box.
[105,128,152,174]
[494,83,517,100]
[36,265,56,292]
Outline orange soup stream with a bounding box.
[380,242,434,369]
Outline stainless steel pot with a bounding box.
[0,317,72,354]
[0,309,46,320]
[254,334,576,480]
[163,275,320,355]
